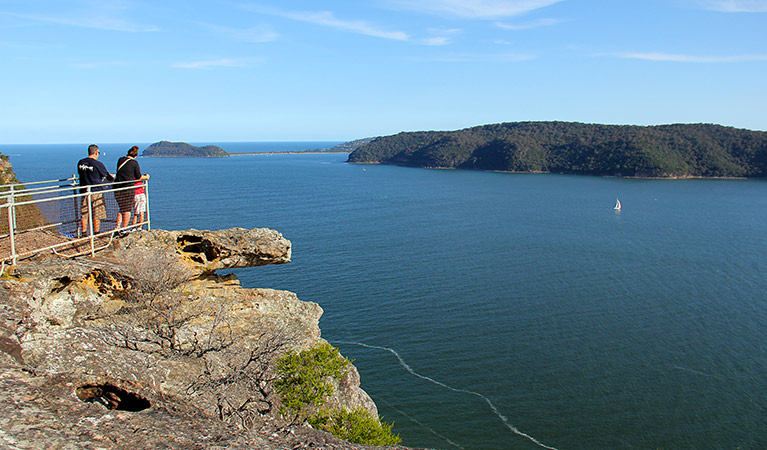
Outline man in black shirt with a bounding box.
[77,144,114,235]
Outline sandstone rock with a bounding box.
[0,227,412,450]
[109,227,291,276]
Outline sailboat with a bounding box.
[614,198,622,210]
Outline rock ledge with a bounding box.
[0,227,420,450]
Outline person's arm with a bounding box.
[98,162,114,181]
[132,161,142,180]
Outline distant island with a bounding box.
[228,139,374,155]
[347,122,767,178]
[142,141,230,158]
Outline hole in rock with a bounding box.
[188,254,204,263]
[51,276,72,294]
[76,384,151,411]
[178,236,219,262]
[178,235,203,244]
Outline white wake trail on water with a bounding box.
[334,341,561,450]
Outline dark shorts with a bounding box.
[115,189,134,213]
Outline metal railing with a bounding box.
[1,176,151,264]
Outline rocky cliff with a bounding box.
[0,228,418,449]
[0,155,18,185]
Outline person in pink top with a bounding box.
[132,176,148,229]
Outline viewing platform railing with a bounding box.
[0,176,151,264]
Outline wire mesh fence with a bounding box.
[1,177,150,264]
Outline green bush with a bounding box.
[309,407,401,446]
[274,342,350,416]
[274,343,401,445]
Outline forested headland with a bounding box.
[142,141,230,157]
[347,122,767,178]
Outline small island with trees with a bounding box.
[142,141,230,158]
[347,122,767,178]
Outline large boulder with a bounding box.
[109,227,292,276]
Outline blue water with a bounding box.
[4,144,767,450]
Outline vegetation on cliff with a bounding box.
[0,154,20,185]
[275,343,352,419]
[347,122,767,178]
[275,343,401,446]
[0,153,50,236]
[310,406,401,446]
[142,140,230,157]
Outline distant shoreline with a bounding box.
[347,161,752,180]
[229,151,350,155]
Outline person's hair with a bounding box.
[88,144,99,156]
[127,146,139,157]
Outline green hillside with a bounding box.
[347,122,767,178]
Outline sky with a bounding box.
[1,0,766,144]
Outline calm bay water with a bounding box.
[4,143,767,449]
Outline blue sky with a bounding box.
[1,0,765,144]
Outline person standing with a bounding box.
[77,144,114,235]
[131,177,148,230]
[114,146,149,232]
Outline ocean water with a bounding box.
[4,144,767,450]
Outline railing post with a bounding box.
[86,186,95,257]
[7,190,16,265]
[73,175,81,238]
[9,185,17,232]
[144,179,151,231]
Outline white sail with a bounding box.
[614,198,621,210]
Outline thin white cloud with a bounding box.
[240,5,468,45]
[386,0,563,19]
[495,17,563,30]
[429,27,463,35]
[419,52,537,62]
[202,23,279,43]
[422,36,452,45]
[422,27,461,45]
[616,52,767,62]
[172,58,253,69]
[70,61,134,69]
[693,1,767,12]
[253,7,410,41]
[0,1,158,32]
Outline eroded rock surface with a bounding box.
[0,227,413,450]
[109,227,292,275]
